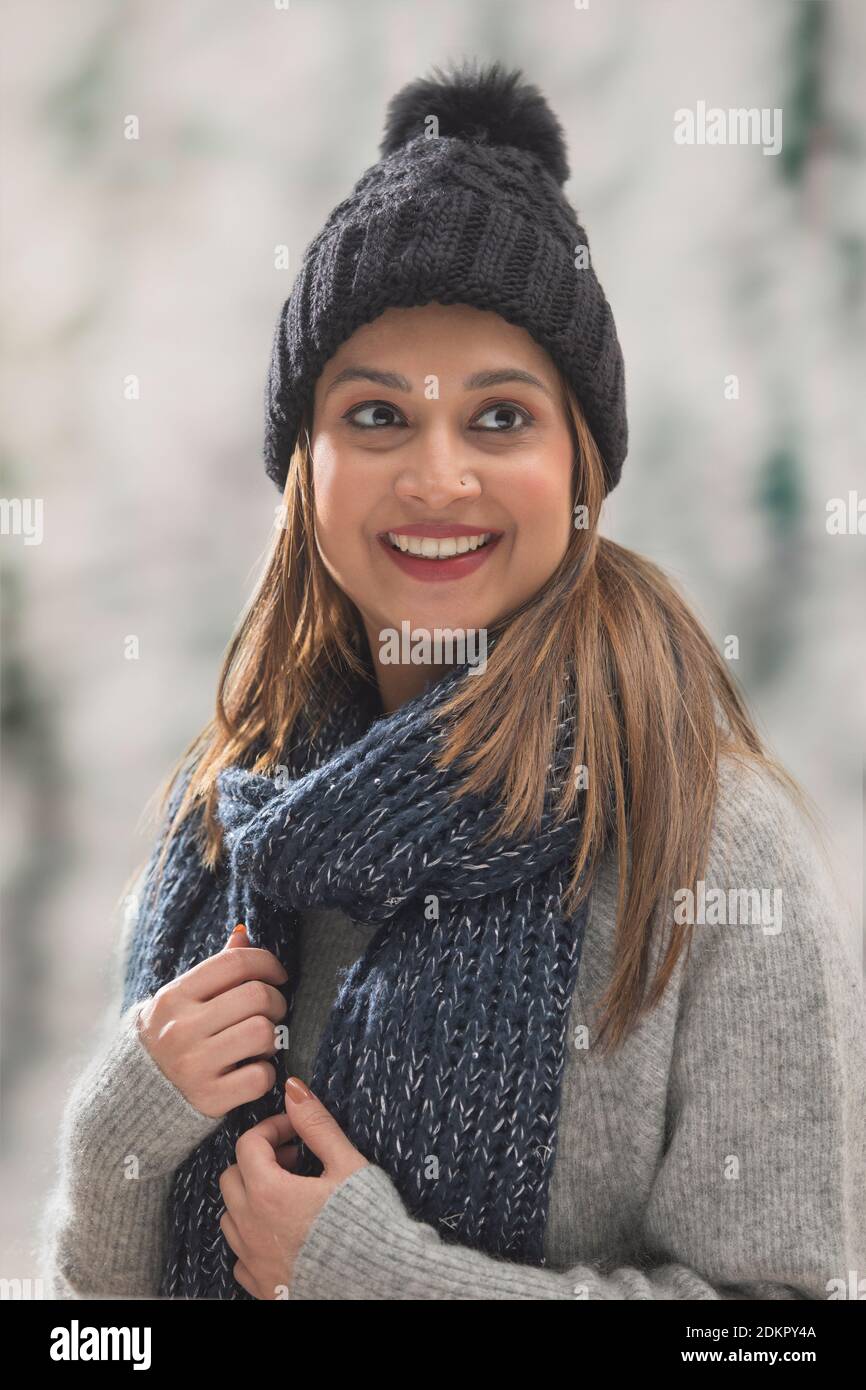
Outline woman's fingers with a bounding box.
[173,937,289,1004]
[274,1142,300,1172]
[207,1058,279,1113]
[219,1208,246,1260]
[208,1013,283,1073]
[140,925,294,1119]
[239,1110,298,1152]
[200,977,288,1037]
[234,1111,306,1187]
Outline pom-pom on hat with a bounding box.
[380,61,572,185]
[264,58,627,494]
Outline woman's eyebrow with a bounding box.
[324,367,411,397]
[324,365,552,398]
[463,368,552,398]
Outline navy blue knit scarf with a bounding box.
[122,657,591,1298]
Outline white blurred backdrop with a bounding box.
[1,0,864,1285]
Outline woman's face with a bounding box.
[305,301,575,685]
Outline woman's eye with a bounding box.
[471,403,533,432]
[343,399,533,432]
[344,401,404,429]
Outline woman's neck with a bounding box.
[361,618,458,713]
[373,654,458,714]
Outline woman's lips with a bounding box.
[376,530,503,583]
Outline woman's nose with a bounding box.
[392,428,481,508]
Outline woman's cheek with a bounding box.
[510,451,571,505]
[312,455,361,550]
[509,469,573,551]
[310,451,342,523]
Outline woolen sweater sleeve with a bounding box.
[38,878,223,1299]
[288,761,866,1300]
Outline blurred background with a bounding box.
[1,0,864,1286]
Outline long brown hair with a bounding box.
[124,375,817,1052]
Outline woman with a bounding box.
[41,60,865,1301]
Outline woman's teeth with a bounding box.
[386,532,493,558]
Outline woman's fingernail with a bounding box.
[285,1076,312,1104]
[227,923,249,947]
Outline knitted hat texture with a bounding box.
[264,59,628,494]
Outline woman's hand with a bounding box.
[136,924,290,1118]
[219,1076,370,1299]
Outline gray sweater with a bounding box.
[38,756,866,1300]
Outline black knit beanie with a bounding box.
[264,59,628,495]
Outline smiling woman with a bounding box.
[41,58,866,1304]
[307,302,575,699]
